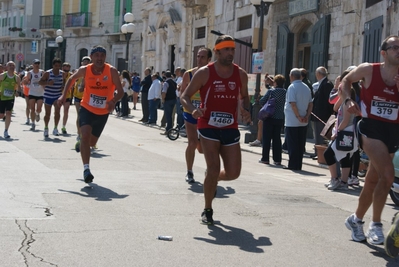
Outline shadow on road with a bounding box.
[194,222,272,253]
[40,137,66,143]
[59,182,129,201]
[364,242,399,266]
[188,182,235,198]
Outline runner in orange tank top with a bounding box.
[181,35,251,225]
[58,45,124,184]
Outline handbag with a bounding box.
[335,130,354,151]
[127,88,133,96]
[312,113,336,140]
[258,92,276,120]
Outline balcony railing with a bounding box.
[39,15,64,30]
[65,12,92,28]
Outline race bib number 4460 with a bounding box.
[208,112,234,127]
[89,94,107,108]
[370,100,398,121]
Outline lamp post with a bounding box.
[121,12,135,71]
[247,0,274,142]
[55,29,63,59]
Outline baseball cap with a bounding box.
[33,59,40,64]
[82,56,91,62]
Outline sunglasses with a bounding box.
[384,45,399,51]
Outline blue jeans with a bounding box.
[148,98,160,123]
[163,99,176,131]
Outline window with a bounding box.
[196,26,205,39]
[366,0,382,8]
[238,15,252,31]
[299,25,312,44]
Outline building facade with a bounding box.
[4,0,399,84]
[39,0,142,72]
[0,0,42,68]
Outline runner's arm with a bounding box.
[181,67,208,118]
[38,72,50,86]
[110,67,124,103]
[239,68,251,124]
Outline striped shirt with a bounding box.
[43,69,63,99]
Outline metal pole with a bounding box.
[248,1,265,141]
[125,32,132,71]
[58,43,61,59]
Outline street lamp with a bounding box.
[247,0,274,142]
[55,29,63,59]
[121,12,135,71]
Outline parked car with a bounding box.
[390,150,399,206]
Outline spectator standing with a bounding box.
[259,75,286,165]
[139,67,152,122]
[147,74,162,124]
[120,70,131,117]
[131,71,140,110]
[311,67,334,158]
[161,71,177,135]
[283,68,313,170]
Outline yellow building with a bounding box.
[39,0,142,72]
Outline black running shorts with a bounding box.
[79,106,109,138]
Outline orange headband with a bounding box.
[214,40,236,50]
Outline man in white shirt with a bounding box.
[147,74,162,124]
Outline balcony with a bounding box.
[13,0,25,9]
[65,12,92,35]
[39,15,64,35]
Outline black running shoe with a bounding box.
[83,169,94,183]
[201,208,214,225]
[185,171,195,183]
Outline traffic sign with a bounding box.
[16,53,24,61]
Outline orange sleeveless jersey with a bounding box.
[81,64,115,115]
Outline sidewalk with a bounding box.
[118,101,327,169]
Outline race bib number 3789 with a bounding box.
[89,94,107,108]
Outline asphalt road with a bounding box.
[1,97,398,267]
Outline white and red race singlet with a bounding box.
[360,63,399,123]
[197,62,242,129]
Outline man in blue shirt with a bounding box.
[284,68,313,170]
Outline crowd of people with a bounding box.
[1,35,399,258]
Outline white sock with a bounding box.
[353,214,362,222]
[83,164,90,170]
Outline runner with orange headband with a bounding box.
[181,35,251,225]
[58,45,124,183]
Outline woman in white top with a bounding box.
[120,70,132,117]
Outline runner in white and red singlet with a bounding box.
[341,35,399,255]
[181,35,251,225]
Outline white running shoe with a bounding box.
[367,222,384,245]
[345,214,366,242]
[35,113,40,122]
[53,128,59,136]
[249,139,262,147]
[30,123,36,131]
[348,176,360,186]
[44,128,49,138]
[327,178,340,190]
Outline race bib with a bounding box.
[208,112,234,128]
[192,100,201,108]
[3,88,14,97]
[89,94,107,108]
[370,100,398,121]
